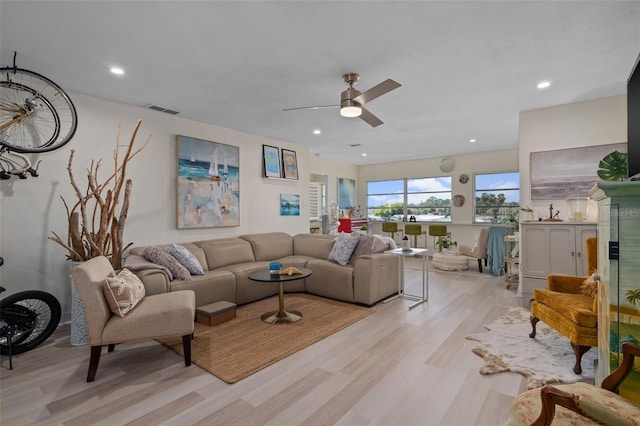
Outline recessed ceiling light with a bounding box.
[537,81,550,89]
[361,153,367,157]
[313,129,321,135]
[110,67,125,75]
[469,139,477,143]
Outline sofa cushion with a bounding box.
[328,233,360,266]
[103,268,146,317]
[167,244,204,275]
[143,246,192,281]
[194,238,255,269]
[240,232,293,261]
[293,233,335,258]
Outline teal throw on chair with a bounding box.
[486,226,508,276]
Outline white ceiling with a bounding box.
[2,1,639,165]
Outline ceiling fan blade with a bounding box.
[353,79,401,105]
[282,105,338,111]
[359,108,383,127]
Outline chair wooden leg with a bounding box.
[107,344,115,352]
[182,334,192,366]
[529,316,540,338]
[477,259,483,273]
[571,342,591,374]
[87,345,102,382]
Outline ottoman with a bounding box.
[196,301,237,326]
[432,252,469,271]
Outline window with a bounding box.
[474,172,520,224]
[367,177,452,222]
[309,182,322,221]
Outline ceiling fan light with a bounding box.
[340,105,362,117]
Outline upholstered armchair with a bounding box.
[71,256,196,382]
[458,228,489,272]
[504,342,640,426]
[529,238,598,374]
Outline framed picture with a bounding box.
[530,142,627,200]
[280,194,300,216]
[281,149,298,180]
[338,177,356,210]
[262,144,281,178]
[176,135,240,228]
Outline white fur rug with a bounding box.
[466,306,597,389]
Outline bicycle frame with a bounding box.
[0,147,39,179]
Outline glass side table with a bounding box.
[383,248,429,310]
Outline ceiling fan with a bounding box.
[283,73,401,127]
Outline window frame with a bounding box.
[366,176,452,223]
[473,171,520,225]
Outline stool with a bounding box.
[382,221,401,242]
[196,301,237,326]
[404,224,426,248]
[428,225,450,249]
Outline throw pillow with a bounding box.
[167,244,204,275]
[328,233,360,266]
[348,234,378,264]
[143,246,192,281]
[580,274,599,297]
[371,235,390,253]
[103,268,146,317]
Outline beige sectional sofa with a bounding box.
[123,232,400,307]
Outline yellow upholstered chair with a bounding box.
[529,237,598,374]
[382,221,401,241]
[428,225,450,249]
[504,342,640,426]
[404,224,426,248]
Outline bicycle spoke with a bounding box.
[0,68,77,153]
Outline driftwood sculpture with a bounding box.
[49,120,150,270]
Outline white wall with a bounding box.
[0,92,319,319]
[309,155,358,209]
[357,149,519,247]
[519,94,627,221]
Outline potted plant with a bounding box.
[598,150,628,182]
[436,236,457,252]
[520,205,534,222]
[49,120,150,270]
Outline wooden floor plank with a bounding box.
[1,268,525,425]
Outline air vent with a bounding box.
[145,105,180,115]
[348,144,362,147]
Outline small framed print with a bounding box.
[281,149,298,180]
[263,144,281,178]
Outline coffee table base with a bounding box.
[261,309,302,324]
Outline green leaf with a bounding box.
[597,151,628,182]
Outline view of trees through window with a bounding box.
[367,177,452,222]
[474,172,520,224]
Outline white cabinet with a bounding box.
[520,222,597,297]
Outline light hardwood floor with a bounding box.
[1,264,528,425]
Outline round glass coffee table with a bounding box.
[248,267,312,324]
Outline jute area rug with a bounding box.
[158,293,373,383]
[466,306,596,389]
